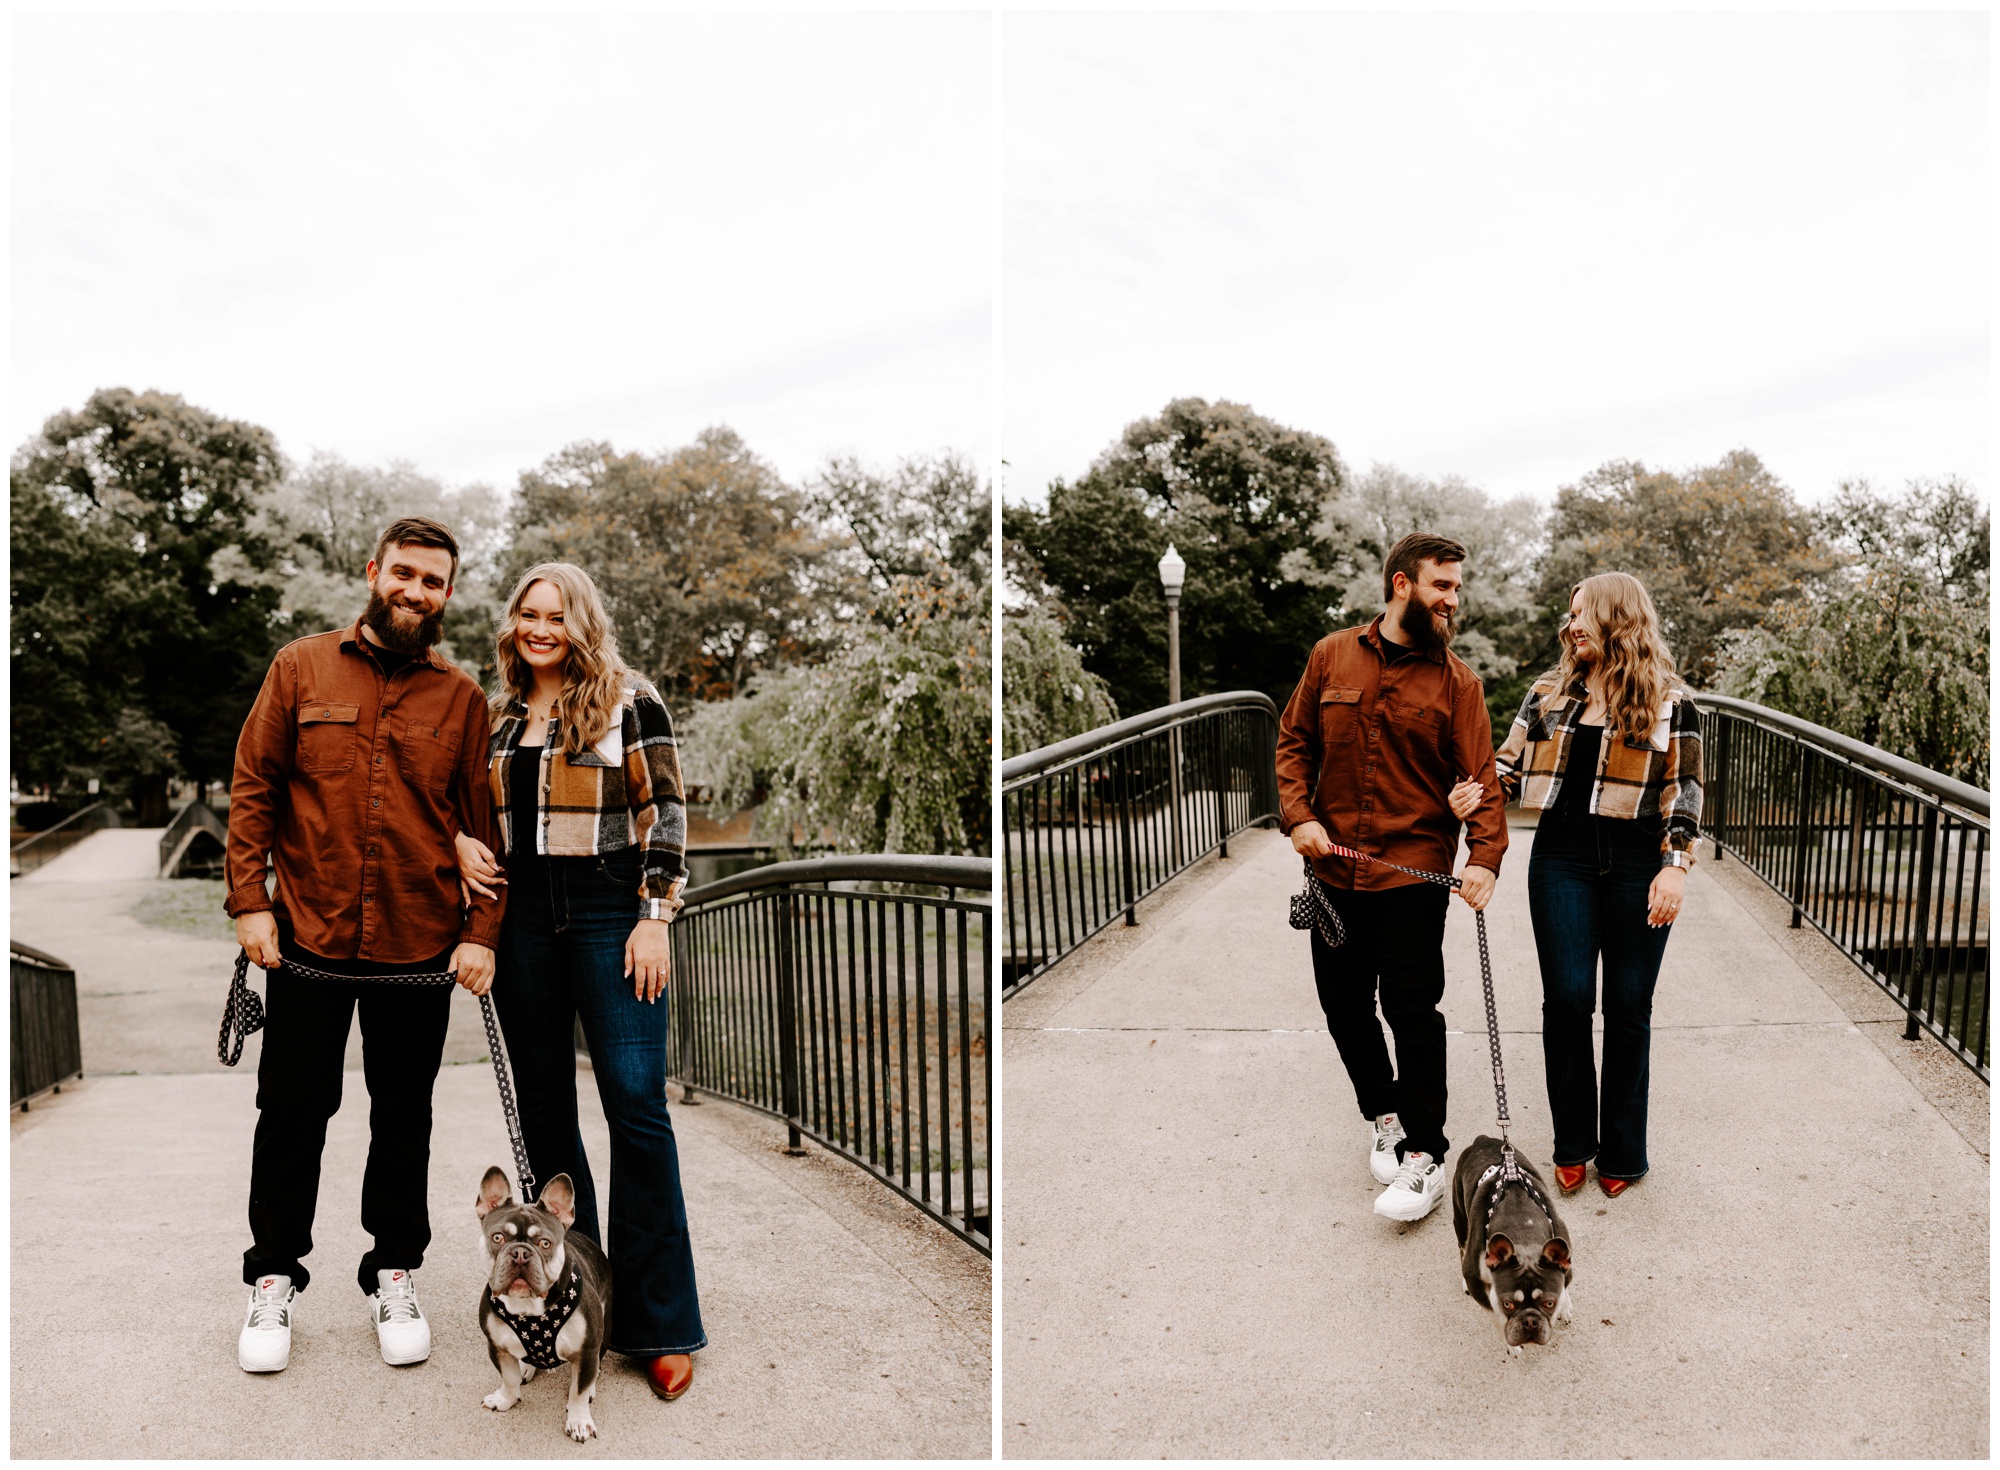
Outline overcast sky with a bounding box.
[11,11,991,492]
[1003,10,1989,509]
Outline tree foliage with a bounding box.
[10,388,285,814]
[1005,397,1349,716]
[1538,450,1837,687]
[507,428,850,705]
[1001,604,1118,759]
[1715,476,1989,786]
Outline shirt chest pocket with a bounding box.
[297,701,359,774]
[1319,686,1363,743]
[395,717,461,793]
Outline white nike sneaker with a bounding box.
[1369,1112,1407,1185]
[239,1273,296,1373]
[1374,1150,1446,1222]
[370,1269,431,1366]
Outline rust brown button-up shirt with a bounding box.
[224,620,506,961]
[1275,615,1509,890]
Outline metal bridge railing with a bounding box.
[1701,693,1989,1081]
[11,942,82,1108]
[668,855,990,1254]
[10,802,121,878]
[1000,692,1280,998]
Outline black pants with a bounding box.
[1308,879,1451,1163]
[241,930,454,1295]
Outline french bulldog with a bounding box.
[474,1166,612,1442]
[1451,1135,1574,1356]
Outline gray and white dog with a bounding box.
[474,1166,612,1442]
[1450,1135,1574,1356]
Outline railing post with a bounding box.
[1116,744,1138,927]
[1711,716,1731,863]
[775,885,806,1153]
[1905,805,1939,1042]
[1213,713,1230,859]
[1789,747,1812,928]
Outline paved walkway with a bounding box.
[10,868,989,1459]
[1001,822,1988,1459]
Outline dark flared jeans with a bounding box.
[1527,815,1675,1181]
[1307,879,1452,1163]
[493,845,707,1356]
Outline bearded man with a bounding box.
[225,516,506,1373]
[1274,531,1509,1222]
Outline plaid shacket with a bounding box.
[487,678,688,920]
[1493,671,1704,869]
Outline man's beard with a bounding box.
[1398,594,1456,652]
[361,588,445,654]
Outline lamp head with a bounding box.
[1158,543,1187,595]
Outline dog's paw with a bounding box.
[521,1363,537,1382]
[1506,1344,1524,1360]
[1555,1296,1573,1326]
[482,1389,517,1412]
[565,1411,597,1443]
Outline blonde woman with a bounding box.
[455,562,703,1401]
[1451,572,1702,1200]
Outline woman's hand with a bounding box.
[1447,778,1483,821]
[626,918,673,1003]
[456,831,505,907]
[1647,866,1686,928]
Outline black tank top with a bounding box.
[508,743,544,858]
[1552,723,1604,823]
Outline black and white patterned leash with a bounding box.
[1308,840,1526,1190]
[218,949,537,1197]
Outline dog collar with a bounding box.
[491,1260,583,1371]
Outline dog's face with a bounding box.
[1483,1231,1571,1348]
[474,1167,579,1307]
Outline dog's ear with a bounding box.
[475,1166,512,1219]
[1484,1232,1516,1271]
[537,1173,577,1227]
[1540,1236,1572,1273]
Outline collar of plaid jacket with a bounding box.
[492,695,628,766]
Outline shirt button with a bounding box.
[362,895,371,905]
[372,798,380,808]
[375,756,383,765]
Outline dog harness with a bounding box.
[219,950,536,1198]
[490,1260,585,1371]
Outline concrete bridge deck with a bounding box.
[1000,822,1987,1460]
[10,854,990,1459]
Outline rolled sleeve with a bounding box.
[627,686,688,919]
[1659,691,1705,868]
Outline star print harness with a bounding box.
[490,1259,585,1370]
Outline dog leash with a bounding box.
[1304,841,1531,1196]
[219,949,537,1198]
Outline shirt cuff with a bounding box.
[639,874,687,923]
[224,881,273,917]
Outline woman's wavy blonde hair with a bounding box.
[1553,571,1679,742]
[493,562,631,759]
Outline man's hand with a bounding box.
[452,942,497,996]
[1456,864,1497,911]
[625,919,672,1003]
[1289,820,1335,860]
[236,911,282,970]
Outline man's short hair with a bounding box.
[1382,531,1468,601]
[372,516,460,589]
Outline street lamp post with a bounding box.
[1158,544,1187,866]
[1158,544,1185,706]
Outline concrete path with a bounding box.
[10,878,990,1459]
[20,827,166,883]
[1001,823,1988,1460]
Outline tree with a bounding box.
[11,388,285,817]
[686,452,995,854]
[1004,397,1350,716]
[1715,476,1988,785]
[215,452,507,684]
[1283,463,1546,732]
[1537,450,1837,687]
[1001,604,1118,759]
[506,428,850,706]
